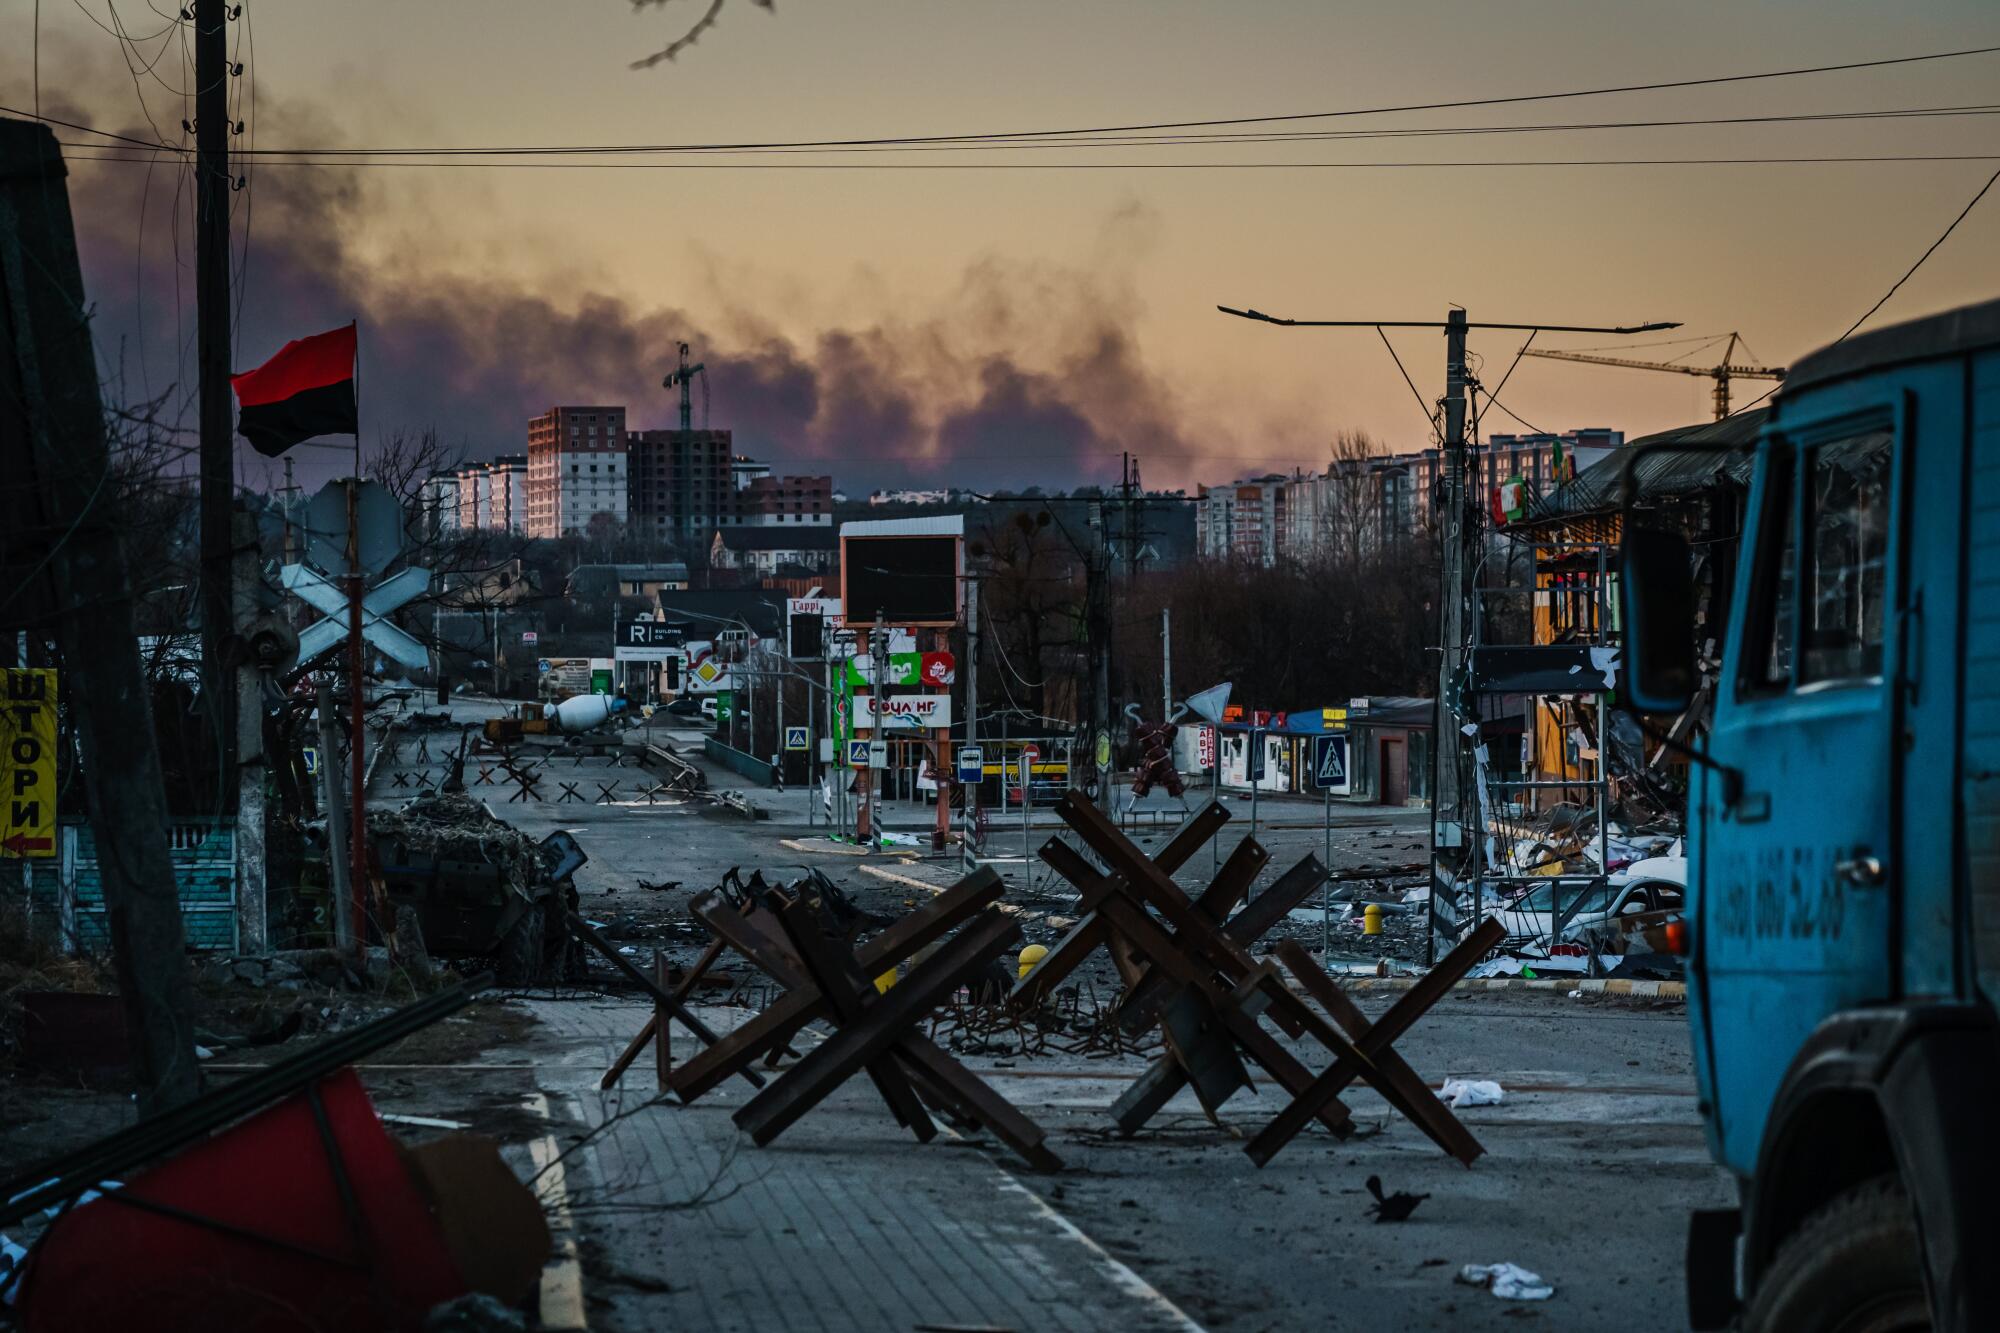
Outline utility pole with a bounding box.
[196,0,236,808]
[864,612,886,848]
[1214,301,1678,960]
[1085,499,1111,800]
[1432,307,1475,956]
[344,479,367,958]
[1160,607,1172,720]
[962,579,980,870]
[5,119,202,1114]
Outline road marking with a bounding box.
[526,1092,588,1332]
[995,1176,1208,1332]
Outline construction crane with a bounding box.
[1521,333,1783,420]
[661,341,708,432]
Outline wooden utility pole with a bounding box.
[1,120,202,1113]
[196,0,237,804]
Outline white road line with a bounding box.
[995,1176,1208,1333]
[526,1092,588,1332]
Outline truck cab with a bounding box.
[1624,298,2000,1332]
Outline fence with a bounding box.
[15,817,238,953]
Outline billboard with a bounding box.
[614,618,687,662]
[840,516,963,628]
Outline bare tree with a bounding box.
[629,0,775,69]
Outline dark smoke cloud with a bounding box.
[36,59,1224,492]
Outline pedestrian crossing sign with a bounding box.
[848,740,871,767]
[1313,734,1348,787]
[785,725,809,752]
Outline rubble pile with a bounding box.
[366,793,545,899]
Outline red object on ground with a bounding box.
[17,1068,466,1332]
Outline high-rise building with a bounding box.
[626,428,734,544]
[526,406,628,538]
[1194,476,1288,564]
[487,455,527,533]
[420,474,459,538]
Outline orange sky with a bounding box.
[10,1,2000,489]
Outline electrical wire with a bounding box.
[1376,327,1441,440]
[1728,162,2000,418]
[48,152,2000,172]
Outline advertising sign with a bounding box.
[614,619,687,662]
[1,669,56,857]
[843,651,955,689]
[1196,724,1215,771]
[853,694,954,730]
[786,597,842,660]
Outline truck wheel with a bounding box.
[494,906,544,987]
[1745,1176,1929,1333]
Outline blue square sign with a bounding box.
[848,740,871,768]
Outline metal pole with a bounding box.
[1322,778,1333,956]
[344,480,367,959]
[316,683,353,954]
[1161,607,1172,719]
[196,0,236,811]
[1428,305,1477,961]
[964,578,980,871]
[1249,724,1261,843]
[1211,728,1222,876]
[870,612,886,851]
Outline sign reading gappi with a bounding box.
[1,669,57,858]
[853,694,954,730]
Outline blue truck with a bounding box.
[1622,297,2000,1332]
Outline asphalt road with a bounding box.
[372,710,1730,1331]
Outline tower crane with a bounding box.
[662,341,708,432]
[1521,333,1783,421]
[661,342,709,544]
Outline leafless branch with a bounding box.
[629,0,774,70]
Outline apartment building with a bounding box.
[526,406,628,538]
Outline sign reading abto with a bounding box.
[1,669,57,858]
[853,694,954,730]
[1196,725,1216,771]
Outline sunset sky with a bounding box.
[10,0,2000,492]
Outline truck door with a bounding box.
[1697,414,1901,1174]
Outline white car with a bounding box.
[700,697,719,723]
[1490,856,1686,944]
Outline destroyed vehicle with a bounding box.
[1489,856,1686,945]
[367,794,587,985]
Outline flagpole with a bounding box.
[346,321,367,959]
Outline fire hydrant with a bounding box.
[1017,943,1050,980]
[1363,903,1385,936]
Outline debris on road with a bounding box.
[1457,1261,1555,1300]
[1438,1078,1506,1108]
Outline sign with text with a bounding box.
[1,669,57,857]
[786,597,841,660]
[614,619,687,662]
[853,694,954,730]
[957,746,983,783]
[843,651,955,688]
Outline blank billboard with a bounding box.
[842,535,961,626]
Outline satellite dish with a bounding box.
[1184,682,1232,725]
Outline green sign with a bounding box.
[714,690,734,724]
[844,653,923,688]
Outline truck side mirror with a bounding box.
[1621,527,1696,715]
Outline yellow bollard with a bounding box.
[1017,943,1050,980]
[1363,903,1385,936]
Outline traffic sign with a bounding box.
[281,563,430,671]
[537,658,553,675]
[867,740,889,769]
[521,630,539,646]
[848,740,871,768]
[1094,730,1112,769]
[1021,742,1041,763]
[302,478,402,577]
[1313,734,1349,788]
[957,746,983,783]
[784,725,809,752]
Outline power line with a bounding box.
[1729,161,2000,418]
[89,101,2000,158]
[1833,164,2000,342]
[12,43,2000,157]
[49,152,2000,172]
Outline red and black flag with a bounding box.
[230,323,358,456]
